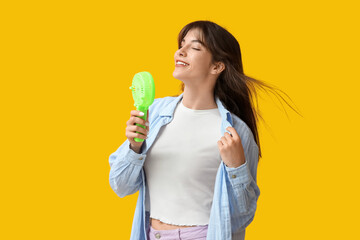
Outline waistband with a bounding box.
[148,225,208,239]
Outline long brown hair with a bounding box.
[173,20,302,161]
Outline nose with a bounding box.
[177,47,186,57]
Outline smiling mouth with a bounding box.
[175,60,189,66]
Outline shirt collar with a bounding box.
[159,92,233,125]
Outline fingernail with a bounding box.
[145,122,149,126]
[139,112,144,116]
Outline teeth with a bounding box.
[176,61,188,66]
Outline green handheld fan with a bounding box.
[129,71,155,142]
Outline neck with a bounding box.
[181,86,217,110]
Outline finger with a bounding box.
[226,127,239,140]
[128,131,147,140]
[130,110,145,117]
[126,130,146,141]
[127,117,144,127]
[217,140,223,149]
[224,132,233,141]
[128,125,147,135]
[130,116,147,126]
[219,136,227,145]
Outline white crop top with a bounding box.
[143,99,222,226]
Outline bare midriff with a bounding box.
[150,217,197,230]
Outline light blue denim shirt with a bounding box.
[109,92,260,240]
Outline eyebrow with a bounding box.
[181,39,204,46]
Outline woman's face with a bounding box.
[173,28,217,85]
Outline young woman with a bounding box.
[109,20,298,240]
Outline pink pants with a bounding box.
[147,225,208,240]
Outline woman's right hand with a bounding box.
[126,109,149,153]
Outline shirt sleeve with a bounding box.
[223,143,261,232]
[108,98,161,198]
[108,139,147,198]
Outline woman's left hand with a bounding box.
[217,127,246,168]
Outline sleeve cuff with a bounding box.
[224,160,251,186]
[125,143,147,166]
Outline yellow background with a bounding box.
[1,0,359,239]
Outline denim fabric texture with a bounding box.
[109,93,260,240]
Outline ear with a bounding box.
[211,62,225,75]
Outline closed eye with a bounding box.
[178,46,200,51]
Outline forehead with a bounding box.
[182,28,202,40]
[181,28,206,48]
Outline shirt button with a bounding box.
[138,157,143,160]
[155,233,161,239]
[231,174,237,178]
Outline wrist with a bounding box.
[130,144,141,154]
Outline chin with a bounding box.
[172,71,182,80]
[173,69,189,78]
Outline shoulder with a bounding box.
[148,95,178,121]
[149,96,177,111]
[230,112,258,151]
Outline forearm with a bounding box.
[109,140,147,197]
